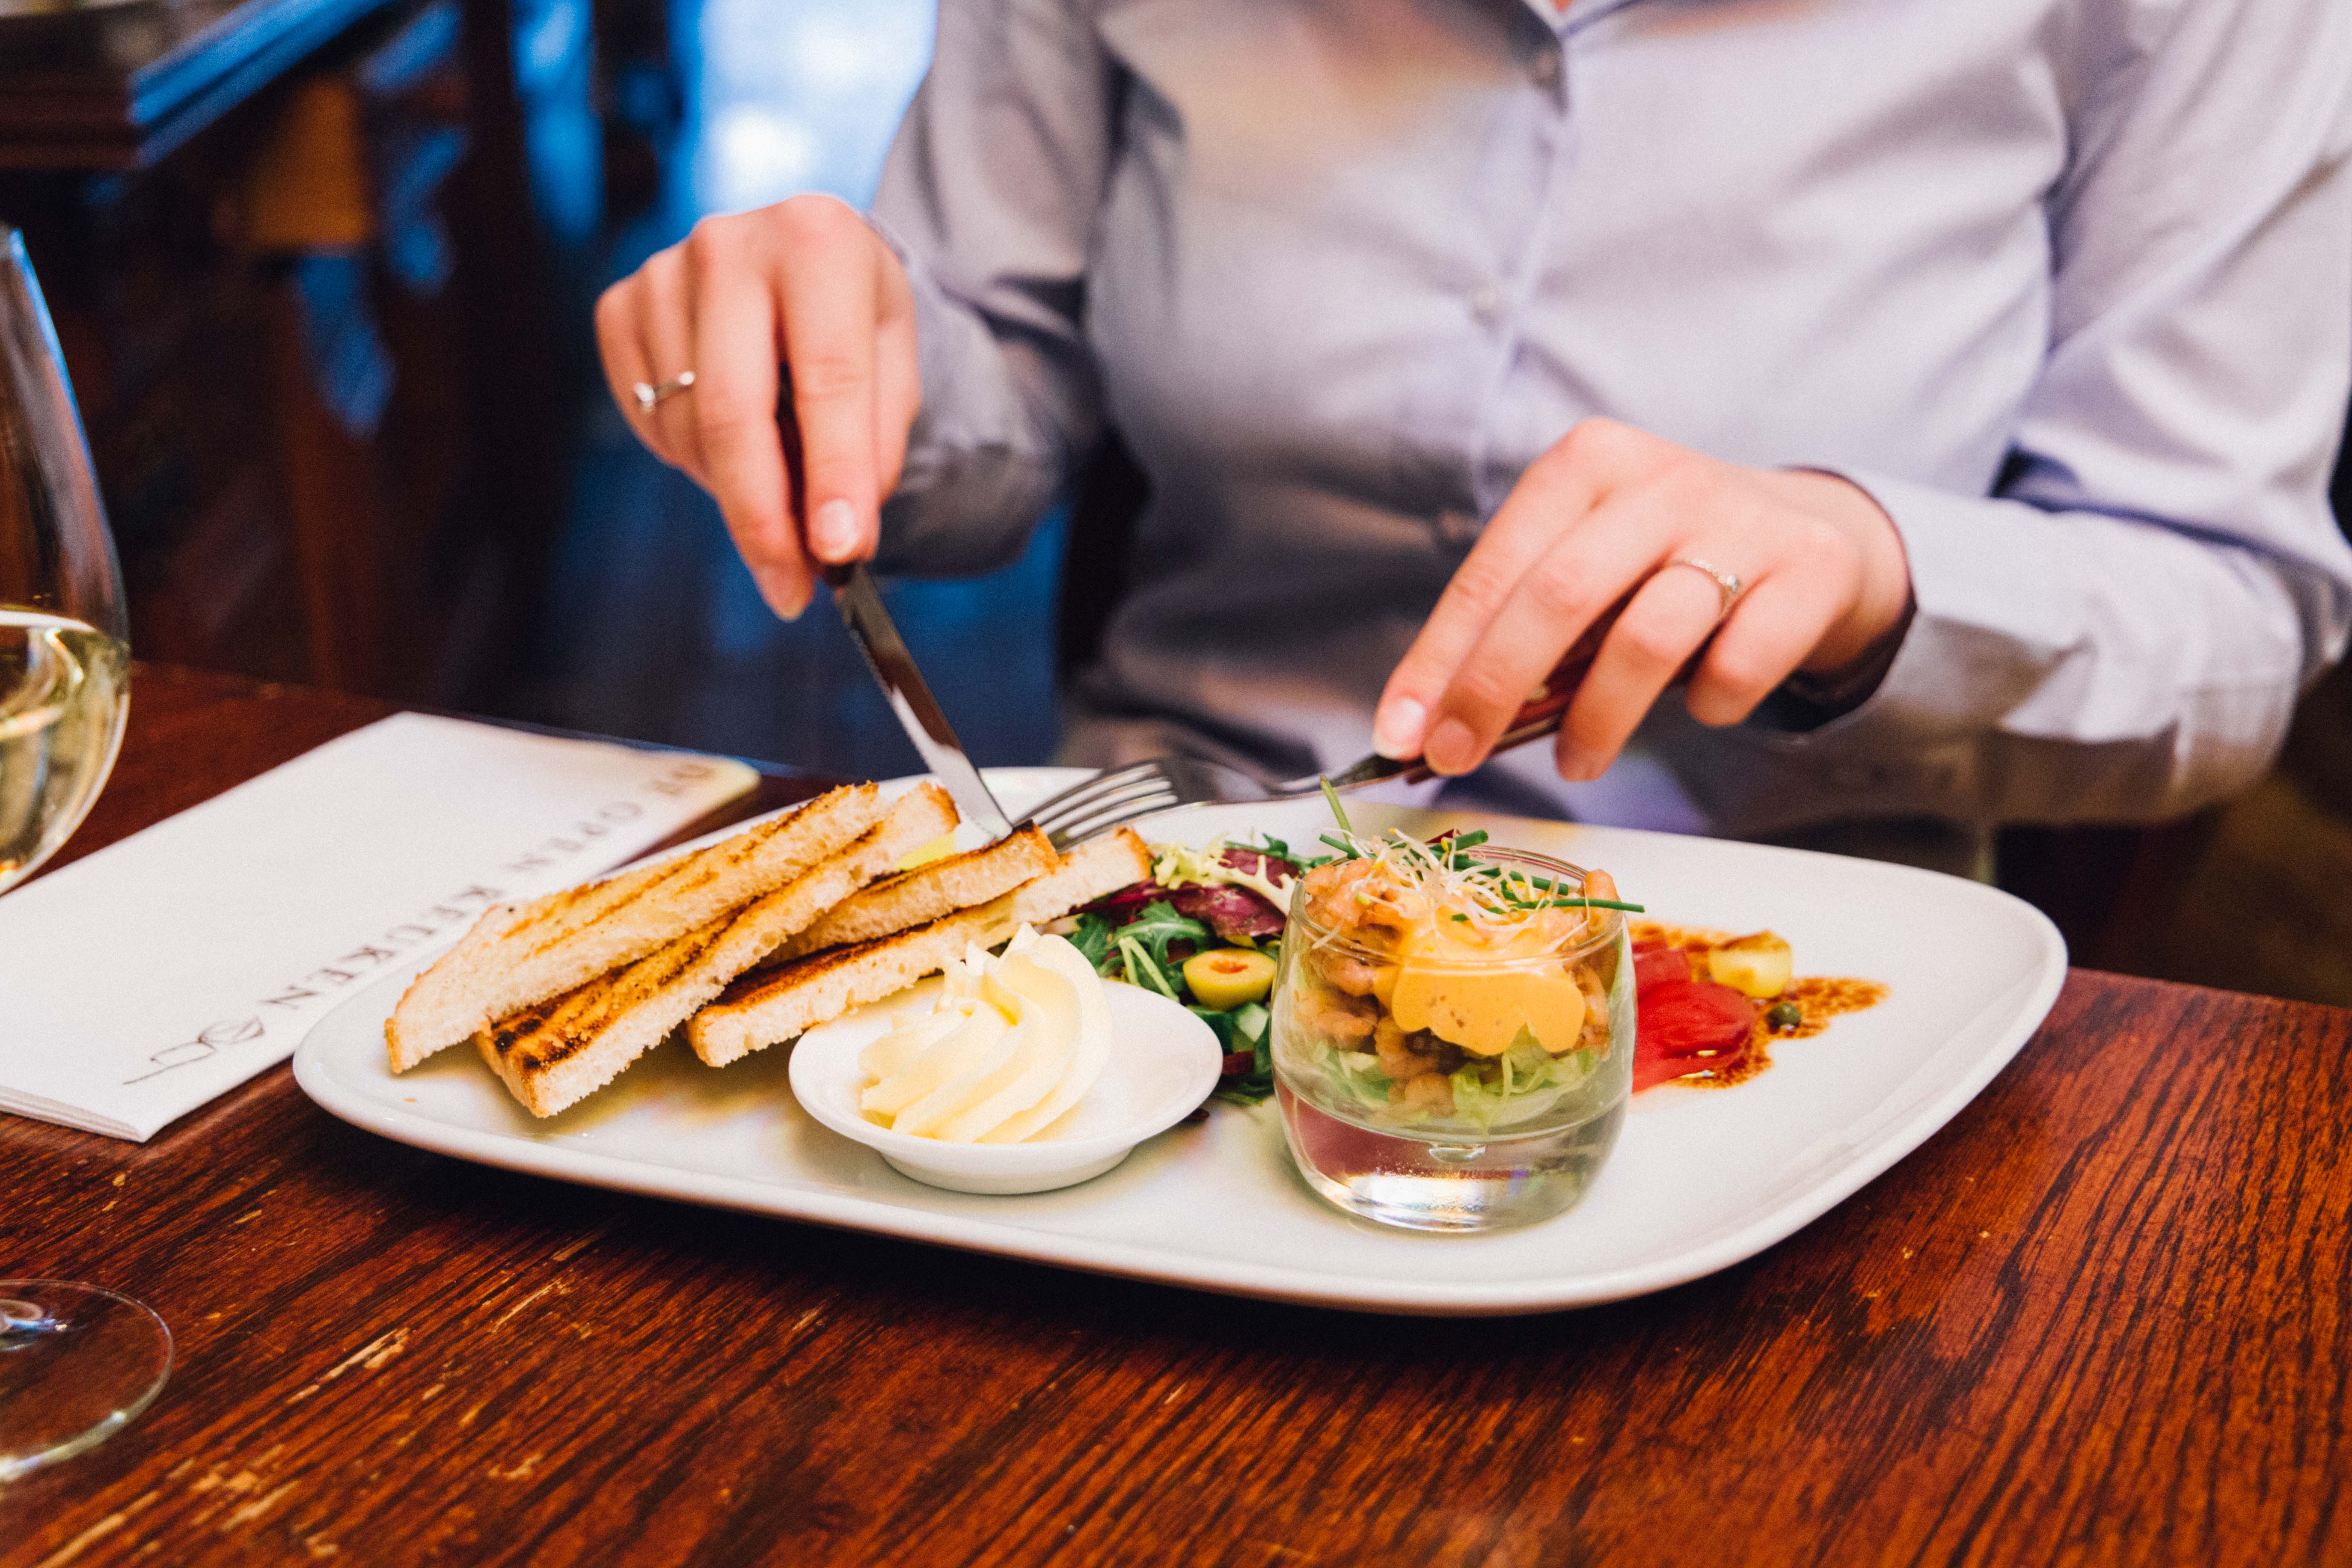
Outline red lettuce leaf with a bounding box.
[1168,884,1285,944]
[1079,843,1298,947]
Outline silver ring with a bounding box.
[1662,556,1744,620]
[631,371,696,413]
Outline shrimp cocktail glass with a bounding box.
[1271,832,1635,1233]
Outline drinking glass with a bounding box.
[0,225,168,1484]
[1271,848,1636,1231]
[0,225,127,895]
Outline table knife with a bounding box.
[821,561,1015,839]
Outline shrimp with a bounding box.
[1312,947,1384,997]
[1390,1071,1456,1116]
[1294,984,1377,1042]
[1574,962,1612,1052]
[1374,1017,1449,1080]
[1580,868,1620,939]
[1303,858,1412,936]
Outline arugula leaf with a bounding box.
[1187,1005,1239,1050]
[1118,934,1181,1001]
[1119,899,1211,974]
[1065,911,1118,974]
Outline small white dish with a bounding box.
[788,976,1222,1195]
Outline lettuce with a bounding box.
[1120,900,1212,972]
[1444,1032,1599,1130]
[1118,934,1181,1001]
[1066,911,1118,973]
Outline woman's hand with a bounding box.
[1373,419,1913,781]
[594,194,919,617]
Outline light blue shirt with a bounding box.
[870,0,2352,838]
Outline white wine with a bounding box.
[0,608,128,895]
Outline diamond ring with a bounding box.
[1661,556,1745,620]
[631,371,697,413]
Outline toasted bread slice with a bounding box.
[993,827,1156,929]
[475,784,956,1116]
[769,825,1058,962]
[388,782,886,1071]
[687,828,1154,1067]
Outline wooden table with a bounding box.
[5,666,2347,1566]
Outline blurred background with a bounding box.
[0,0,1059,785]
[0,0,2347,1004]
[496,0,1064,779]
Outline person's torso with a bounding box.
[1067,0,2103,824]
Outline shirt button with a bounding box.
[1468,283,1504,324]
[1530,50,1561,89]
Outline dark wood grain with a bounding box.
[5,670,2348,1566]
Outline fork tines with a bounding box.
[1027,762,1182,851]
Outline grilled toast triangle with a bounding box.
[387,782,887,1070]
[473,785,957,1116]
[687,828,1154,1067]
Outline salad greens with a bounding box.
[1304,1025,1606,1133]
[1116,901,1213,972]
[1067,890,1280,1104]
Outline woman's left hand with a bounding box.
[1372,418,1913,781]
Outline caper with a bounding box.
[1766,1001,1803,1032]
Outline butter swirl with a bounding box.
[858,927,1111,1142]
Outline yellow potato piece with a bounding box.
[1182,947,1276,1010]
[1706,931,1793,999]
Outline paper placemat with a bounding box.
[0,714,760,1140]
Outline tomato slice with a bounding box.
[1634,1053,1705,1093]
[1634,977,1756,1091]
[1638,978,1756,1056]
[1633,945,1692,994]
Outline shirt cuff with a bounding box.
[1753,589,1916,732]
[1749,468,2057,747]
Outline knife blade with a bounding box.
[821,561,1015,839]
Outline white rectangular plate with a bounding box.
[294,770,2066,1315]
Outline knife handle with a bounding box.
[1493,593,1709,752]
[773,382,849,590]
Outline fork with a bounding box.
[1026,619,1616,851]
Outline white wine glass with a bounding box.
[0,224,128,894]
[0,225,169,1484]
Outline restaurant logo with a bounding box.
[127,1017,266,1083]
[120,758,725,1087]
